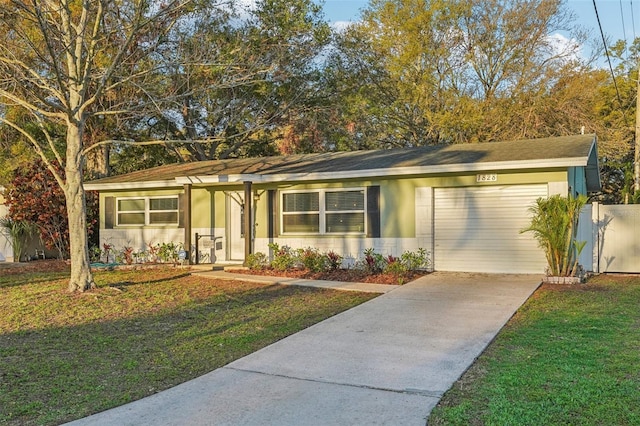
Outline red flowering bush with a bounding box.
[3,159,98,259]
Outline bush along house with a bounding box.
[84,134,601,274]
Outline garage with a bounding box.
[434,185,548,273]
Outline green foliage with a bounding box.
[324,0,588,149]
[521,194,587,277]
[360,248,386,274]
[382,255,407,284]
[0,217,37,262]
[357,247,431,277]
[400,248,431,271]
[298,247,328,272]
[0,266,376,425]
[157,242,183,264]
[429,275,640,425]
[326,251,343,270]
[268,243,299,271]
[245,252,269,270]
[253,246,430,284]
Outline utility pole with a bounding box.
[636,58,640,195]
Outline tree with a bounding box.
[325,0,589,148]
[4,159,98,259]
[0,0,204,291]
[588,39,640,203]
[136,0,332,161]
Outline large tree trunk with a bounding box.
[65,124,95,292]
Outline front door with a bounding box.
[227,192,245,260]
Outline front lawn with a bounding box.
[429,274,640,425]
[0,264,377,425]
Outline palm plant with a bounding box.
[0,217,38,262]
[521,194,588,277]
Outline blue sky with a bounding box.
[319,0,637,57]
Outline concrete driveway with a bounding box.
[66,272,541,426]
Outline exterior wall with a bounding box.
[252,170,568,265]
[97,169,570,267]
[98,188,186,261]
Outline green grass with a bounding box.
[0,266,377,425]
[429,274,640,425]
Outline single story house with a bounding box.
[85,134,601,274]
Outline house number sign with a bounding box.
[476,173,498,182]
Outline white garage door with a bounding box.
[434,185,548,273]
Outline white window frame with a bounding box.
[280,188,366,235]
[116,196,179,226]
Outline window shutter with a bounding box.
[366,186,380,238]
[268,189,278,238]
[178,194,185,228]
[105,197,115,229]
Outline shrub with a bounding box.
[158,242,182,263]
[359,248,386,274]
[0,218,37,262]
[299,247,328,272]
[326,251,343,270]
[383,255,407,281]
[246,252,269,270]
[122,246,134,265]
[268,243,298,271]
[102,242,114,263]
[400,248,430,272]
[521,194,587,277]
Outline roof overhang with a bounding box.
[85,180,180,191]
[85,156,594,191]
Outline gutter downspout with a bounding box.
[243,181,252,264]
[183,184,192,265]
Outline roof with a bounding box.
[85,134,601,192]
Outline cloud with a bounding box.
[548,32,582,61]
[331,20,356,32]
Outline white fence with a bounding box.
[579,203,640,273]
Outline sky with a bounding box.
[318,0,638,61]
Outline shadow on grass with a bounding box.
[102,272,193,290]
[0,282,376,426]
[0,272,70,289]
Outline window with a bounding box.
[281,189,365,234]
[117,196,179,226]
[282,192,320,233]
[325,191,365,233]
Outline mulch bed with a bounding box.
[0,259,70,275]
[226,267,429,285]
[2,260,429,285]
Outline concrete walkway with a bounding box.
[66,272,541,426]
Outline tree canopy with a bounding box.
[0,0,638,292]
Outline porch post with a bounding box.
[244,180,253,264]
[183,183,192,265]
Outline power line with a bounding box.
[593,0,623,106]
[632,1,637,40]
[620,0,628,45]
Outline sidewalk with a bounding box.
[66,272,541,426]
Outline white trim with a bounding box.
[116,195,179,227]
[280,188,366,236]
[175,157,590,186]
[84,180,179,191]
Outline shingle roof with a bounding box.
[85,134,599,190]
